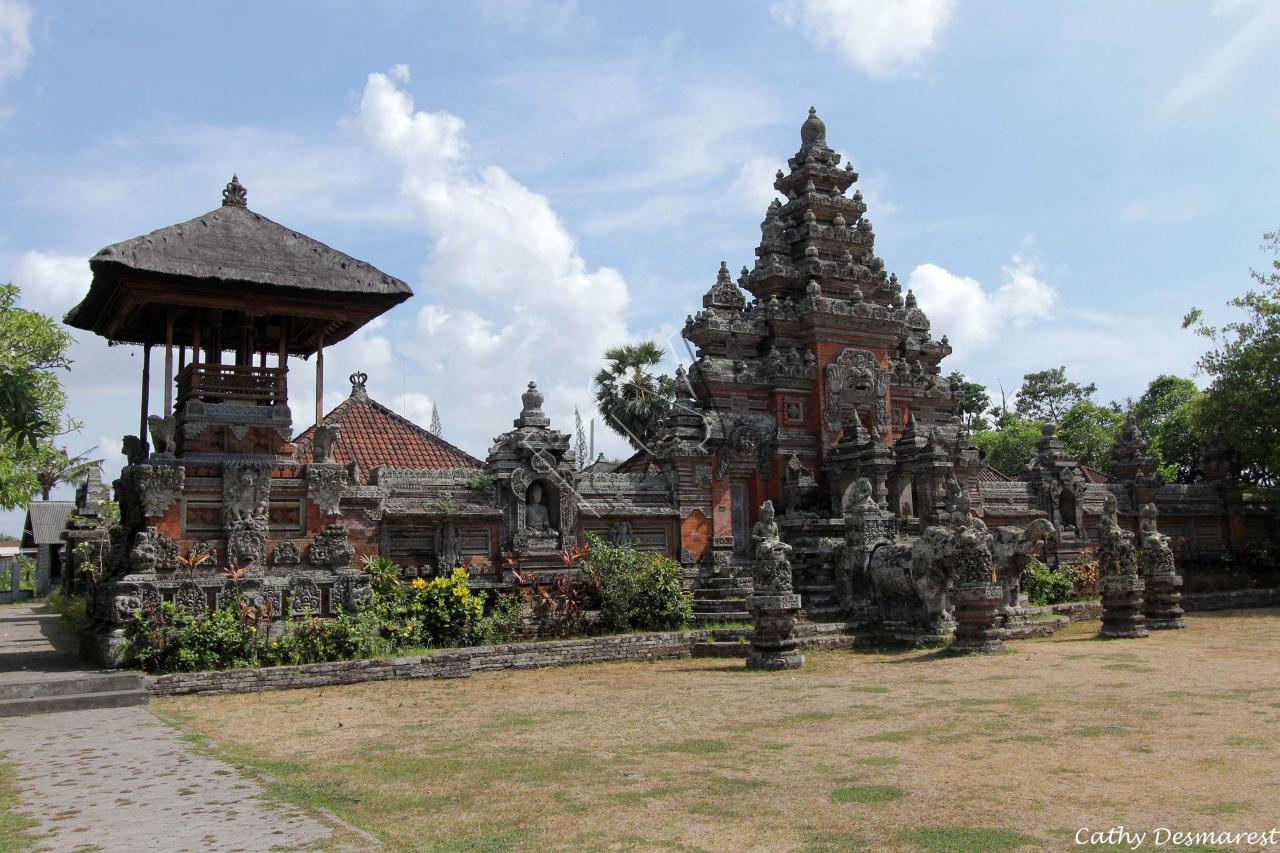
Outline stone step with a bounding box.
[0,672,146,702]
[0,687,149,718]
[796,620,858,636]
[694,599,753,614]
[800,606,847,622]
[692,611,751,624]
[690,640,749,657]
[693,589,749,600]
[997,617,1070,640]
[698,578,753,591]
[691,632,858,658]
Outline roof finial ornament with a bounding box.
[222,174,248,207]
[349,371,368,397]
[800,106,827,147]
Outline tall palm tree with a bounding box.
[35,446,101,500]
[593,342,675,449]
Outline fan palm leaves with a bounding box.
[593,342,675,449]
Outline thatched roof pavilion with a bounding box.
[63,176,413,449]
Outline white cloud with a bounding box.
[907,255,1056,352]
[10,250,88,314]
[730,154,784,213]
[355,69,638,458]
[1156,1,1280,120]
[0,0,33,82]
[772,0,955,78]
[1121,198,1203,225]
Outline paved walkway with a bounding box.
[0,602,364,852]
[0,602,98,686]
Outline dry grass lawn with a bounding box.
[156,611,1280,852]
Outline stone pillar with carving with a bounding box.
[745,501,804,670]
[1138,503,1185,630]
[945,486,1004,654]
[1098,494,1149,639]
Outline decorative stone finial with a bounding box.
[800,106,827,147]
[904,289,917,308]
[349,371,368,397]
[515,381,550,428]
[717,261,731,281]
[222,174,248,207]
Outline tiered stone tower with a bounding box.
[681,108,966,620]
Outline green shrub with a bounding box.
[123,564,500,674]
[482,592,527,644]
[413,567,489,647]
[581,534,692,632]
[1020,558,1075,606]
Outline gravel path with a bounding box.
[0,706,352,852]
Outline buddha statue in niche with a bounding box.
[526,482,557,534]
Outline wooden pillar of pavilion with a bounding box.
[163,311,174,417]
[315,335,325,426]
[139,344,151,454]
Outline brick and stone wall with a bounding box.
[147,630,708,697]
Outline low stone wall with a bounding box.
[1047,601,1104,621]
[1181,587,1280,612]
[147,591,1280,697]
[148,630,708,697]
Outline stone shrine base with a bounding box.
[951,583,1004,653]
[745,592,805,671]
[1144,573,1187,630]
[1100,575,1149,639]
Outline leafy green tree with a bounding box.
[0,283,74,450]
[1058,400,1125,473]
[1184,230,1280,485]
[1155,396,1208,483]
[947,372,991,431]
[593,342,675,449]
[0,284,81,509]
[973,414,1041,476]
[1014,366,1097,422]
[1132,375,1205,482]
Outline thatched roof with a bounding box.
[64,178,412,355]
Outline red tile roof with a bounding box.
[613,449,662,475]
[977,462,1012,482]
[294,391,481,476]
[1080,465,1112,484]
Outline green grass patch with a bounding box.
[791,711,836,722]
[0,761,38,853]
[1224,735,1266,747]
[856,756,899,766]
[861,730,913,743]
[899,826,1039,852]
[830,784,904,804]
[424,829,529,852]
[705,776,766,794]
[1199,800,1246,815]
[657,739,731,755]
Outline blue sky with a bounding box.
[2,0,1278,534]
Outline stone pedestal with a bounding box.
[1100,575,1148,639]
[1143,572,1186,630]
[745,592,804,670]
[951,583,1004,653]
